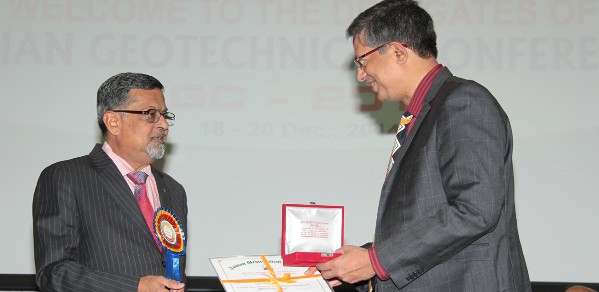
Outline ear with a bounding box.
[389,42,409,64]
[103,111,121,136]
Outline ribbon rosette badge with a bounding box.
[154,207,186,281]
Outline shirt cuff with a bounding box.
[368,246,390,281]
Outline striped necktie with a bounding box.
[127,171,161,251]
[386,111,413,176]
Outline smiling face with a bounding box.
[353,34,412,105]
[104,88,169,170]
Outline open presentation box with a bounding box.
[281,203,344,266]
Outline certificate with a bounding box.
[210,255,333,292]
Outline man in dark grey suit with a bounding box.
[312,1,531,291]
[33,73,187,291]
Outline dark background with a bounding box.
[1,274,598,292]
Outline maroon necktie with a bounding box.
[127,171,161,251]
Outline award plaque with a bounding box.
[154,207,186,281]
[281,204,344,266]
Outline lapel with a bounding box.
[153,167,186,232]
[381,67,454,192]
[152,166,187,262]
[153,167,169,260]
[152,167,171,211]
[89,144,161,249]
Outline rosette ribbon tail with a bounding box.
[166,251,182,282]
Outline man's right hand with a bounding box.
[138,276,185,292]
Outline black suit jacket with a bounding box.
[366,67,530,291]
[33,144,188,291]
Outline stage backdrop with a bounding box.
[1,0,597,283]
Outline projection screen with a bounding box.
[1,0,597,282]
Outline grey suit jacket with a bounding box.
[33,144,188,292]
[367,67,530,291]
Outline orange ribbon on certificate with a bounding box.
[220,255,323,291]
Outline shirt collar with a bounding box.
[406,64,444,117]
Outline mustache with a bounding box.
[149,130,168,143]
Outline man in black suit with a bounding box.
[311,1,531,291]
[33,73,187,292]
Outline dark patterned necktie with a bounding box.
[386,111,413,176]
[127,171,161,251]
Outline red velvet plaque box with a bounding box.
[281,203,344,266]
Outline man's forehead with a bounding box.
[353,36,373,54]
[353,32,374,48]
[127,89,165,106]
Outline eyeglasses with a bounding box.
[110,109,175,126]
[353,43,389,68]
